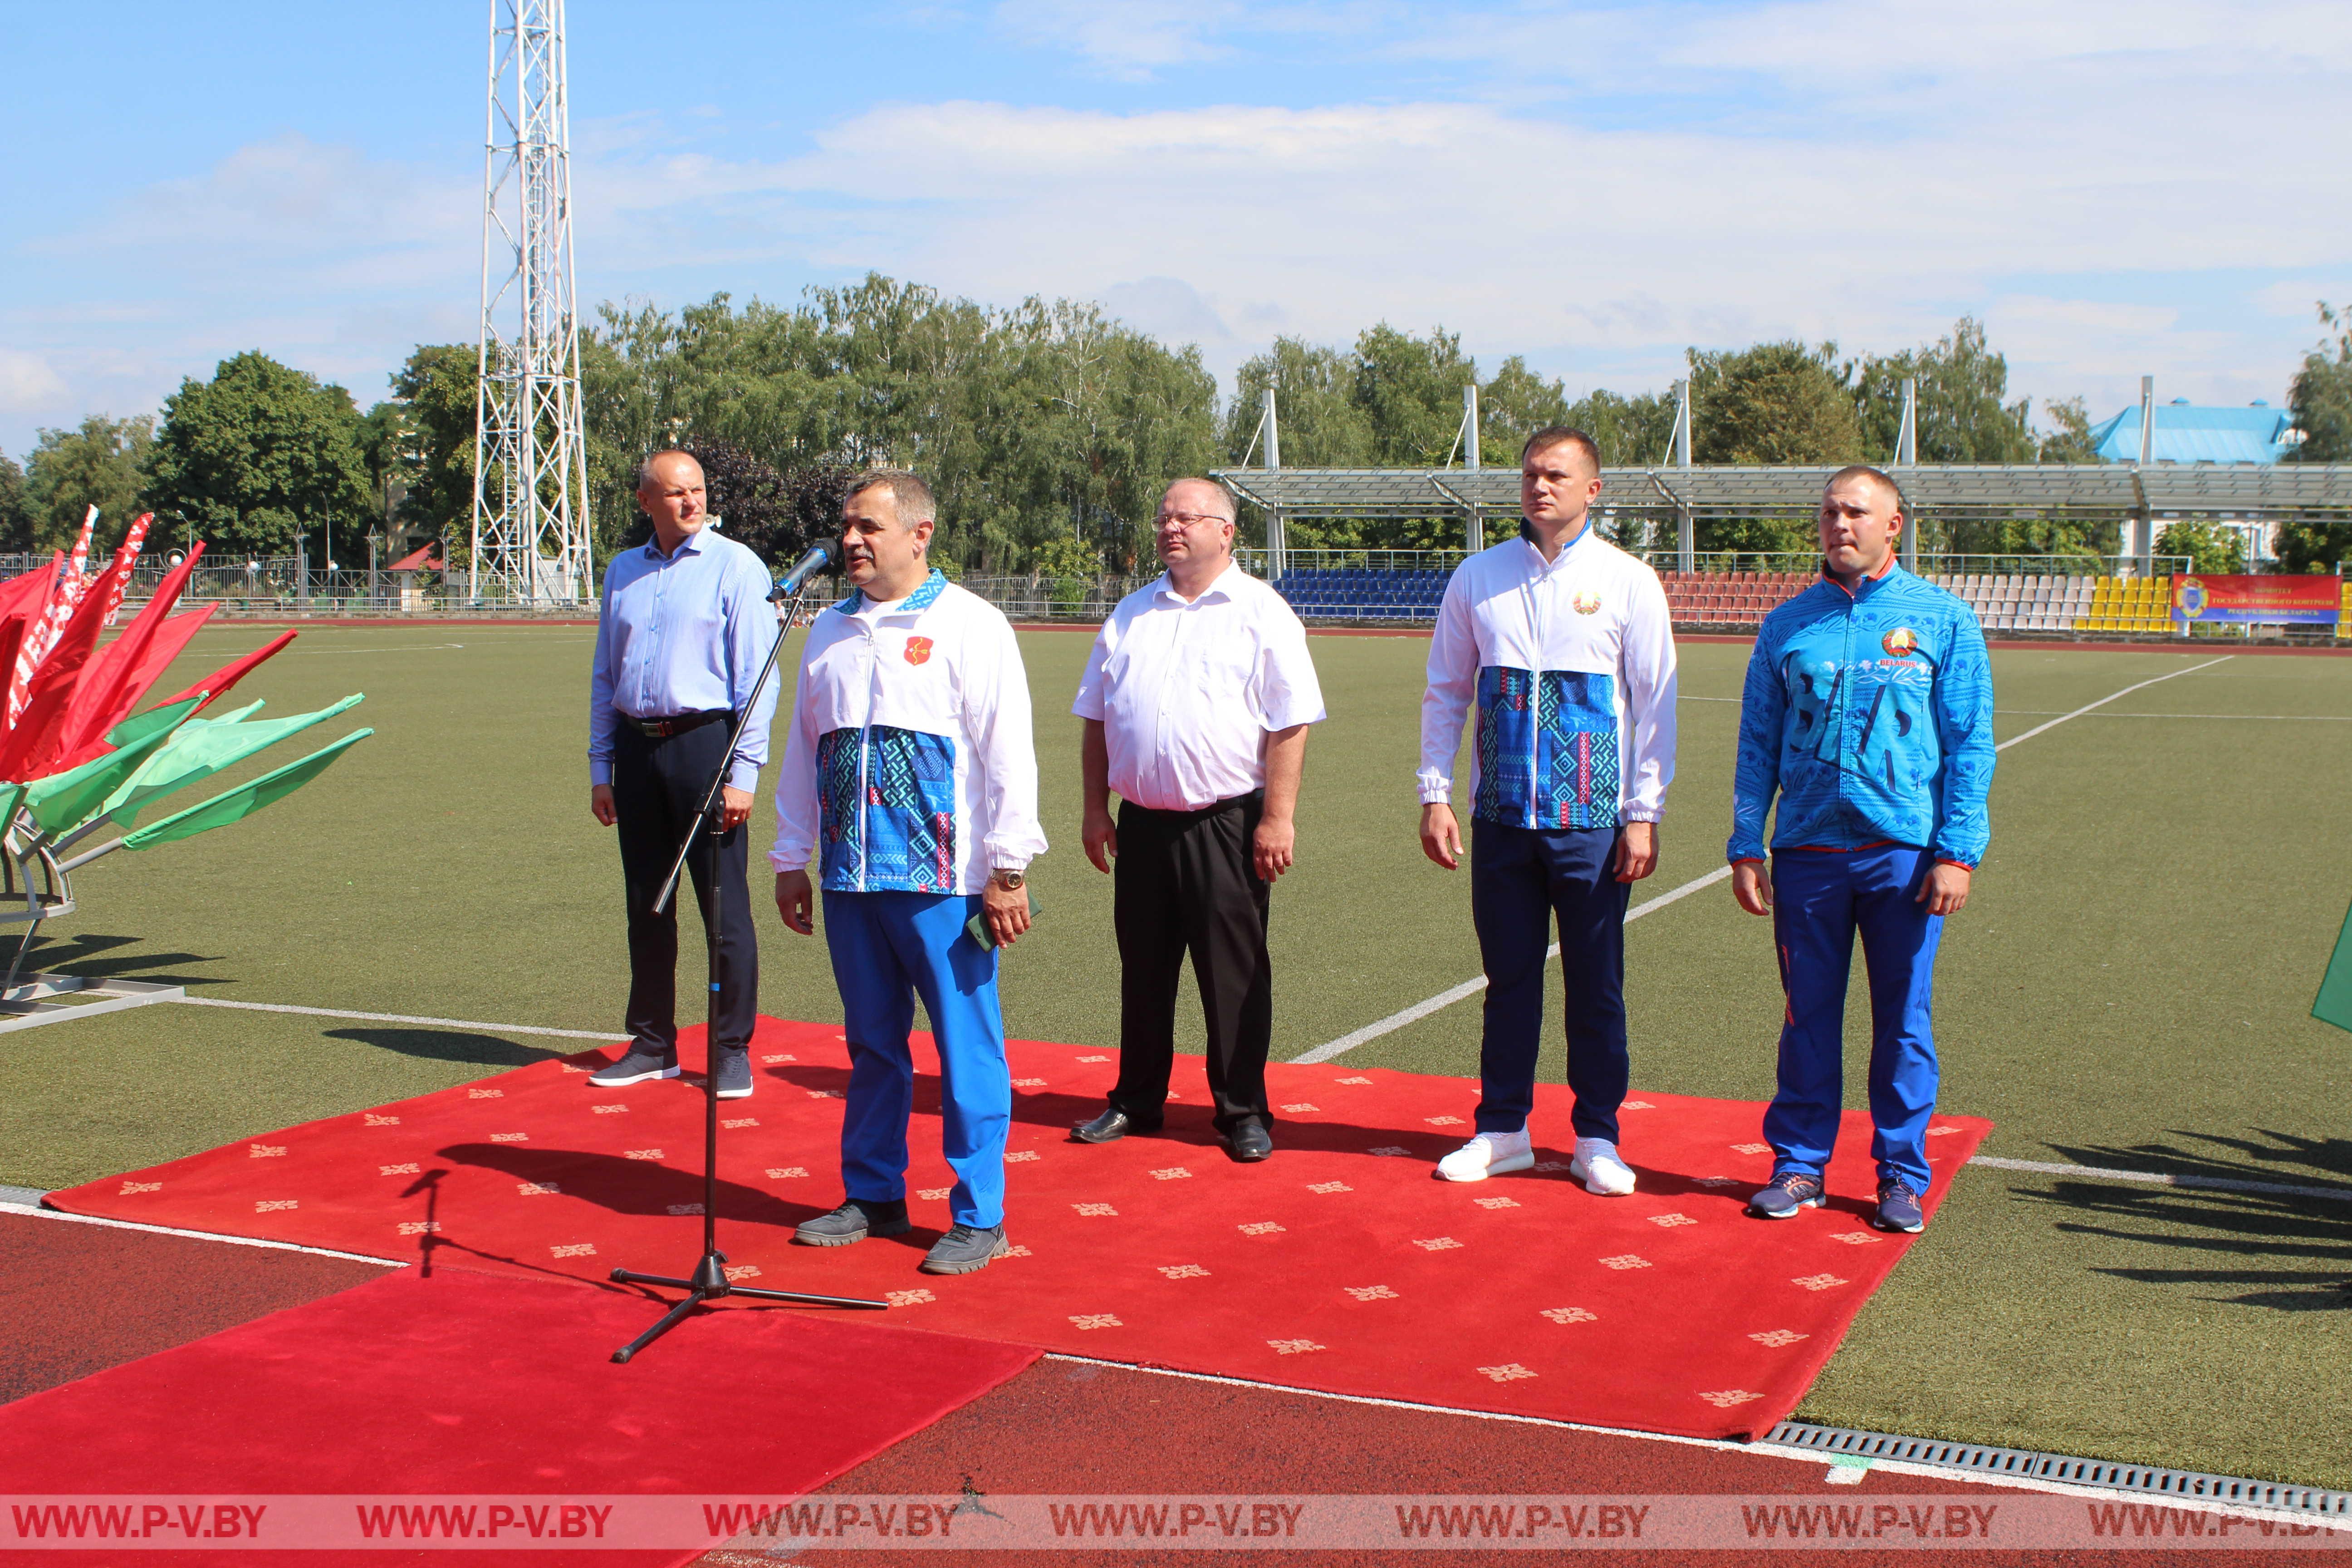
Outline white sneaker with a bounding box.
[1570,1137,1637,1196]
[1436,1129,1533,1183]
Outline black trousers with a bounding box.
[612,720,758,1058]
[1108,793,1273,1134]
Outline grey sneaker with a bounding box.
[1749,1170,1826,1219]
[793,1198,911,1247]
[919,1223,1009,1276]
[713,1050,753,1100]
[1873,1179,1926,1233]
[589,1046,678,1088]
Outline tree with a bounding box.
[1689,340,1861,466]
[1352,324,1478,467]
[1478,356,1568,461]
[388,344,482,562]
[2288,303,2352,463]
[2036,395,2101,463]
[2155,521,2247,575]
[0,449,30,554]
[24,415,154,553]
[144,352,371,559]
[1852,318,2036,466]
[1687,340,1859,552]
[1563,387,1679,467]
[1222,337,1375,469]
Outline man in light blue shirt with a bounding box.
[587,450,781,1098]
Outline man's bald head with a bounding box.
[1161,478,1235,524]
[636,449,705,496]
[636,449,709,553]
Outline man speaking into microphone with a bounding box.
[771,470,1044,1276]
[587,449,781,1101]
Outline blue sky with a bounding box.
[5,0,2348,460]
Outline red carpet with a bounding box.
[0,1264,1035,1567]
[49,1019,1989,1440]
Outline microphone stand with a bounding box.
[610,549,885,1363]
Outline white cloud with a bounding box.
[0,352,70,420]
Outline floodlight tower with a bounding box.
[470,0,591,605]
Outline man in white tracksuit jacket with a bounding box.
[772,470,1047,1276]
[1416,426,1678,1194]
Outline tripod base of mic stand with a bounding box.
[608,1251,888,1363]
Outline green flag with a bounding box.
[107,691,218,749]
[2315,898,2352,1034]
[122,729,373,851]
[20,696,206,834]
[106,695,360,828]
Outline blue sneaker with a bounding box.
[1873,1179,1926,1233]
[1748,1171,1825,1219]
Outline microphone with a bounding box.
[769,539,839,601]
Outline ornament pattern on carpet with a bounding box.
[48,1018,1991,1442]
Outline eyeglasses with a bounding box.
[1156,512,1232,529]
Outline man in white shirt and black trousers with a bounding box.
[1068,479,1327,1163]
[1418,427,1677,1194]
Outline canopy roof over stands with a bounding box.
[1211,464,2352,522]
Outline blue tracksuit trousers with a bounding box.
[822,890,1010,1229]
[1470,823,1631,1142]
[1763,843,1943,1190]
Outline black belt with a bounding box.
[622,709,735,740]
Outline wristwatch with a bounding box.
[990,867,1026,891]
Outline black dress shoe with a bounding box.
[1071,1107,1157,1144]
[1224,1122,1273,1162]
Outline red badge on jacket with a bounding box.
[903,636,934,666]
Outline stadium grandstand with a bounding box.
[1210,461,2352,639]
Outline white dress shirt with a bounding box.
[1073,562,1327,813]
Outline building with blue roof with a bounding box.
[2090,399,2301,465]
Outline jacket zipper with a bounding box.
[855,620,876,892]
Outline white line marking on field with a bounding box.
[0,1201,404,1265]
[1990,656,2233,751]
[1034,1355,2305,1521]
[174,996,621,1041]
[1967,1155,2352,1204]
[1291,657,2234,1065]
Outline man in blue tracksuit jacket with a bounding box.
[1728,465,1994,1233]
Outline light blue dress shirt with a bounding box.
[588,525,781,792]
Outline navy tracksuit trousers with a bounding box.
[1470,823,1631,1143]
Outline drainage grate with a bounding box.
[1764,1422,2351,1519]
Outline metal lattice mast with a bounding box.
[471,0,590,605]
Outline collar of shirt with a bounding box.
[643,527,712,563]
[1517,518,1596,574]
[838,567,949,617]
[1822,556,1902,602]
[1150,561,1245,608]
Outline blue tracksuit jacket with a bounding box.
[1727,566,1994,867]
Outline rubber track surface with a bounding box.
[0,1211,390,1405]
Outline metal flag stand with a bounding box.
[608,541,887,1362]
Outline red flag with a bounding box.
[5,552,67,725]
[45,546,211,771]
[149,629,298,715]
[0,550,137,782]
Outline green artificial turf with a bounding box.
[0,623,2345,1487]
